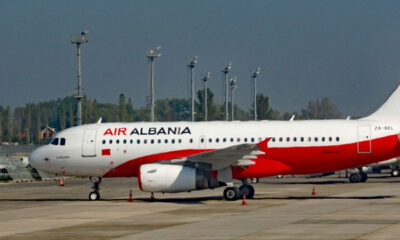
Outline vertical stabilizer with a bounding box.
[364,84,400,120]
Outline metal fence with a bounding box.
[0,145,56,181]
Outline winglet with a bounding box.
[97,117,102,124]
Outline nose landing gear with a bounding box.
[89,177,102,201]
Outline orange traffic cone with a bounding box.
[312,186,316,196]
[242,194,247,205]
[59,177,64,187]
[128,189,133,203]
[151,192,155,200]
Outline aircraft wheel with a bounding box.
[250,178,259,184]
[239,184,255,199]
[391,169,399,177]
[89,191,100,201]
[349,173,361,183]
[223,187,241,201]
[360,172,368,182]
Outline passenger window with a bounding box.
[51,138,59,145]
[216,138,219,143]
[244,138,248,143]
[223,138,227,142]
[60,138,66,146]
[123,139,127,144]
[251,138,255,143]
[116,140,120,144]
[230,138,234,142]
[130,139,133,144]
[322,137,325,142]
[286,137,290,142]
[178,139,182,143]
[189,138,193,143]
[172,139,175,144]
[158,139,161,144]
[137,139,140,144]
[258,137,262,142]
[208,138,212,143]
[293,137,297,142]
[279,137,283,142]
[109,140,113,144]
[314,137,318,142]
[102,140,106,144]
[307,137,311,142]
[165,139,169,144]
[144,140,147,144]
[336,137,340,142]
[329,137,332,142]
[300,137,304,142]
[150,139,154,144]
[237,138,241,142]
[272,137,275,142]
[201,138,204,143]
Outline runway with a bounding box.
[1,174,400,239]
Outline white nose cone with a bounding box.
[29,148,42,169]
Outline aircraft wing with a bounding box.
[167,138,270,171]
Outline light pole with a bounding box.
[230,77,237,121]
[222,63,232,121]
[187,56,198,122]
[71,31,88,126]
[251,67,261,121]
[146,46,162,122]
[202,72,210,121]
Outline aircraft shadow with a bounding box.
[261,180,347,185]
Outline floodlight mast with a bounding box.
[146,46,162,122]
[230,77,238,121]
[202,72,210,121]
[252,67,261,121]
[187,56,198,122]
[222,63,232,121]
[71,31,88,126]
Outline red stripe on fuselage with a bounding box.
[103,134,400,178]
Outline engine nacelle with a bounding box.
[139,163,219,193]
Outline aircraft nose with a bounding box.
[29,148,43,169]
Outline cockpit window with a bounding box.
[60,138,66,146]
[46,138,54,145]
[51,138,59,145]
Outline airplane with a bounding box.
[29,83,400,201]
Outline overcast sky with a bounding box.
[1,0,400,117]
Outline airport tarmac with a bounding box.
[1,174,400,240]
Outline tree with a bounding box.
[126,98,134,122]
[92,100,99,122]
[35,106,41,144]
[59,103,66,130]
[68,102,74,128]
[301,97,342,119]
[24,104,32,143]
[5,106,13,142]
[0,106,3,142]
[42,107,48,128]
[256,94,280,120]
[195,88,217,121]
[119,94,126,122]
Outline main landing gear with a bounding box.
[89,177,102,201]
[349,170,368,183]
[223,179,255,201]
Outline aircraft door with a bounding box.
[357,125,371,154]
[82,129,97,157]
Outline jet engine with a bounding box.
[138,163,220,192]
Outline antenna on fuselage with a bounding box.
[97,117,102,124]
[289,114,295,121]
